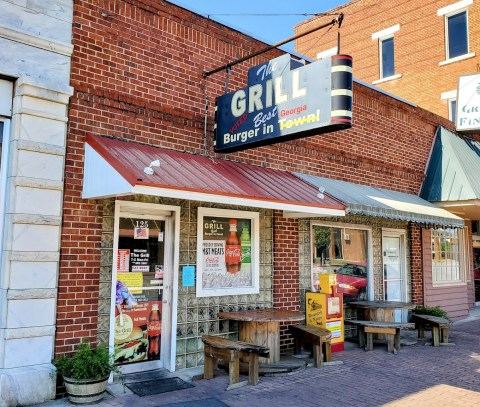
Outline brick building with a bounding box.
[295,0,480,122]
[0,0,476,404]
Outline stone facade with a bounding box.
[0,1,73,405]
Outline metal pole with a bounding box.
[203,13,344,78]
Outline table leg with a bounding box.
[239,321,280,364]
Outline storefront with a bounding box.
[55,0,475,389]
[82,134,346,371]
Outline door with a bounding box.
[113,211,173,373]
[382,231,407,322]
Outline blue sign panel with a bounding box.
[214,54,353,153]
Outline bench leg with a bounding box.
[312,343,324,368]
[358,327,365,348]
[394,328,401,351]
[365,332,373,351]
[441,327,449,344]
[203,347,215,380]
[246,353,260,385]
[228,356,240,385]
[387,334,395,353]
[293,335,303,355]
[432,326,440,347]
[324,341,332,363]
[417,323,425,339]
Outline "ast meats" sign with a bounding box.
[214,54,353,153]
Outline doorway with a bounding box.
[382,229,407,322]
[110,201,179,374]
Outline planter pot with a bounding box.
[63,376,109,404]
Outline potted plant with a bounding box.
[53,340,116,404]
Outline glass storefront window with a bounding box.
[312,225,369,302]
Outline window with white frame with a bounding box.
[438,0,472,61]
[0,79,13,251]
[372,25,400,81]
[431,228,467,284]
[449,98,457,122]
[441,90,457,122]
[380,37,395,79]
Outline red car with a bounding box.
[335,263,368,301]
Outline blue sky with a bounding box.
[168,1,348,52]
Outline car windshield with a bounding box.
[337,264,367,278]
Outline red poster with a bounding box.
[114,301,162,365]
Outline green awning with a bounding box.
[420,127,480,220]
[295,172,464,228]
[421,127,480,201]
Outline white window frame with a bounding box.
[0,117,11,263]
[310,221,373,300]
[0,79,13,275]
[372,25,400,83]
[441,90,457,122]
[431,228,468,286]
[438,0,474,63]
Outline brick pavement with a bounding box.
[37,307,480,407]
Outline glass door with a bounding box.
[114,216,166,368]
[382,232,407,322]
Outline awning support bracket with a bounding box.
[202,13,344,78]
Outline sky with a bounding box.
[168,0,349,52]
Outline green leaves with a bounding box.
[53,341,116,380]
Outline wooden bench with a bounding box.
[288,324,332,367]
[345,320,414,354]
[201,335,269,387]
[411,314,450,346]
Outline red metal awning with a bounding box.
[82,134,345,217]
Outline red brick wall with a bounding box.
[273,211,300,350]
[409,223,423,305]
[59,0,456,353]
[296,0,480,119]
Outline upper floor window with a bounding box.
[449,99,457,123]
[372,24,400,82]
[438,0,472,62]
[431,228,467,284]
[447,11,468,59]
[380,37,395,79]
[441,90,457,122]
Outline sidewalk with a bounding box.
[37,306,480,407]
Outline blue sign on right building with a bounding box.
[214,54,353,153]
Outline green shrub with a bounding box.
[414,305,450,321]
[53,340,116,380]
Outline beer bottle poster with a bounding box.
[201,216,252,289]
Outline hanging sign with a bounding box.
[214,54,353,153]
[456,73,480,132]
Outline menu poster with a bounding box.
[197,208,259,297]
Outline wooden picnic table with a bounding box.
[218,308,305,364]
[348,300,417,323]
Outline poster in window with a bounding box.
[196,208,259,297]
[113,299,162,365]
